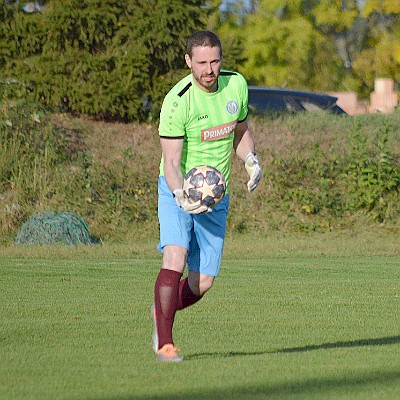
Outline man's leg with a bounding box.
[154,269,182,348]
[154,176,193,361]
[175,196,228,311]
[177,271,214,310]
[153,245,186,361]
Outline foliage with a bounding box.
[207,0,247,70]
[211,0,400,95]
[227,111,400,234]
[251,117,400,229]
[240,8,343,89]
[1,0,399,120]
[234,0,400,95]
[0,0,400,121]
[1,102,399,242]
[351,23,400,97]
[0,100,68,232]
[0,0,208,121]
[0,101,159,241]
[342,121,400,221]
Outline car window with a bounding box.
[298,100,325,112]
[249,92,298,112]
[249,93,286,111]
[285,98,301,111]
[248,88,347,115]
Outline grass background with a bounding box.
[1,103,399,399]
[1,107,399,242]
[1,232,399,400]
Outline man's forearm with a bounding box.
[235,129,256,161]
[164,162,184,193]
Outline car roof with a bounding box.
[248,85,339,104]
[247,85,347,115]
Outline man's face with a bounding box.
[185,46,221,93]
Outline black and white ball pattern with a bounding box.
[183,165,226,208]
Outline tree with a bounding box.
[351,0,400,96]
[206,0,247,70]
[239,0,344,90]
[0,0,209,121]
[231,0,399,95]
[307,0,400,95]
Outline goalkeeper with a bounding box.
[152,30,262,362]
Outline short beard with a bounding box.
[193,73,218,92]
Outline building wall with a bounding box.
[328,79,399,115]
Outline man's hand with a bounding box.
[173,189,211,214]
[245,152,262,192]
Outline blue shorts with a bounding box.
[157,176,230,277]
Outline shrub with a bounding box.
[228,112,400,233]
[0,101,159,241]
[1,104,399,242]
[0,0,208,121]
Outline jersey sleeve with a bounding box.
[158,91,186,138]
[237,73,249,122]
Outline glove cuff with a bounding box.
[245,151,257,163]
[173,189,183,198]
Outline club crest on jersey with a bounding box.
[226,101,238,114]
[201,120,237,141]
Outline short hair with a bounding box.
[186,30,222,58]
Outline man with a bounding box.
[152,30,262,362]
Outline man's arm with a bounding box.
[160,137,184,192]
[233,119,255,161]
[160,136,210,213]
[233,119,262,192]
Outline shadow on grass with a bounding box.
[184,335,400,360]
[103,370,400,400]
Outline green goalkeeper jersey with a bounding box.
[158,70,249,193]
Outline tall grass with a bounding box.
[0,103,159,242]
[0,101,68,235]
[1,101,399,243]
[230,111,400,233]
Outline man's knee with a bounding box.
[162,245,187,272]
[188,272,215,296]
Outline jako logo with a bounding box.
[197,115,208,121]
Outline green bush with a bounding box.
[0,100,66,235]
[1,102,399,242]
[341,122,400,220]
[0,0,208,121]
[0,101,159,241]
[227,111,400,233]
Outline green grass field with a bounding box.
[1,233,399,400]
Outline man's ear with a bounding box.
[185,54,192,69]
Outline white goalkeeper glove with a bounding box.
[245,152,262,192]
[173,189,211,214]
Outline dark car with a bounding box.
[248,86,347,115]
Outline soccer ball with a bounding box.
[183,165,226,208]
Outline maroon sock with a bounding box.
[154,269,182,349]
[176,277,203,311]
